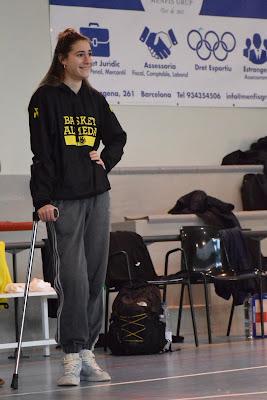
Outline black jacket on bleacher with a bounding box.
[222,135,267,173]
[168,190,240,228]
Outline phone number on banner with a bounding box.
[178,91,221,99]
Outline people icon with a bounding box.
[243,33,267,64]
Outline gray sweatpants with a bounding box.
[47,192,110,353]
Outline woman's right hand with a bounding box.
[37,204,59,222]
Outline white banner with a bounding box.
[49,0,267,107]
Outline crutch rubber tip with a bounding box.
[11,374,18,389]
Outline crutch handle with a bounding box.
[33,208,59,222]
[33,211,39,222]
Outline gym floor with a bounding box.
[1,337,267,399]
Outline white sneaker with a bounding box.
[80,349,111,382]
[57,353,82,386]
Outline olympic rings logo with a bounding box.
[187,30,236,61]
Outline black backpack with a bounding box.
[107,282,167,355]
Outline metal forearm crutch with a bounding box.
[11,209,58,390]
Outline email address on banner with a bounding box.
[226,92,267,102]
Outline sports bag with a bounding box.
[241,173,267,210]
[107,282,167,355]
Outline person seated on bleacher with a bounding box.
[0,378,4,386]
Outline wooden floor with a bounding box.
[1,337,267,399]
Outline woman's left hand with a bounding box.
[89,150,106,169]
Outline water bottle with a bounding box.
[244,296,253,340]
[161,302,172,351]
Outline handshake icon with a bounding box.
[140,26,178,59]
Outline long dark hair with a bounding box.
[39,28,91,87]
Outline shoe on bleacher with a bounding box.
[57,353,82,386]
[80,349,111,382]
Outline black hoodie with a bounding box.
[29,82,126,210]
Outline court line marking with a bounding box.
[1,364,267,398]
[171,391,267,399]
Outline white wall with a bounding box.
[1,0,267,175]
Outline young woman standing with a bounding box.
[29,28,126,386]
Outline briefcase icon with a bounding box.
[80,23,110,57]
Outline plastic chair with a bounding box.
[104,231,199,350]
[176,226,264,344]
